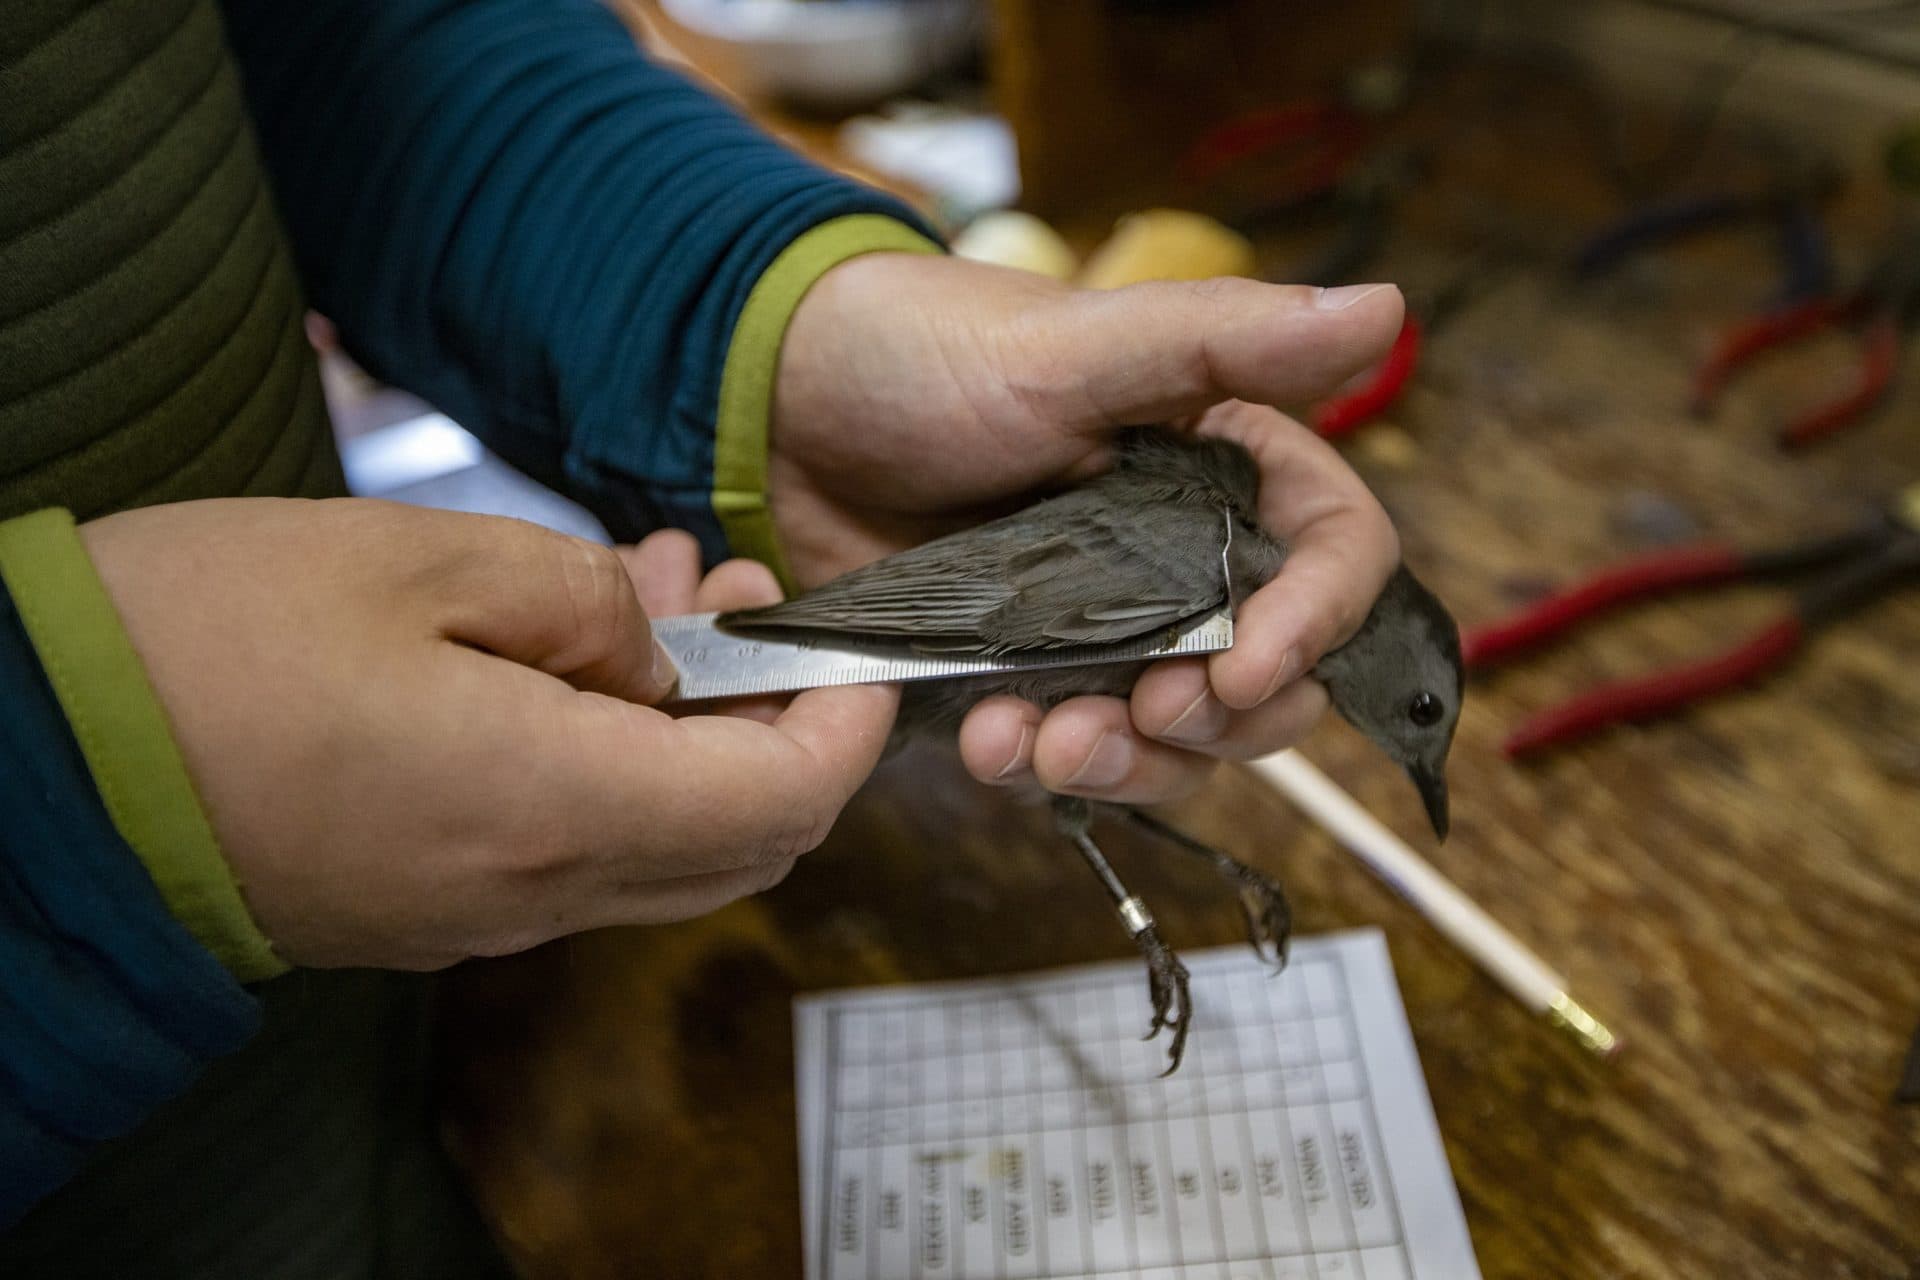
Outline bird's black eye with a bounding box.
[1407,692,1444,727]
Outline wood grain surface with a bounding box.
[438,26,1920,1280]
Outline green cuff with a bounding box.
[0,509,287,980]
[713,213,942,590]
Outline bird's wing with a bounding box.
[979,507,1221,648]
[721,493,1226,652]
[722,567,1016,637]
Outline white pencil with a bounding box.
[1250,750,1619,1058]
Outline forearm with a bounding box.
[220,0,938,558]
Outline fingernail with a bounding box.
[1314,283,1393,311]
[1160,688,1228,745]
[651,640,679,691]
[994,721,1037,781]
[1259,648,1302,704]
[1066,731,1133,791]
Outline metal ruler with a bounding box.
[653,607,1234,704]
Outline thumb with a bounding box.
[430,516,676,705]
[1028,278,1404,427]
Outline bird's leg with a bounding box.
[1122,808,1292,972]
[1051,796,1192,1074]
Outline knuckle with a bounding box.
[1182,274,1254,308]
[572,536,629,588]
[1277,281,1323,309]
[556,538,636,664]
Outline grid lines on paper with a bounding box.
[812,949,1417,1280]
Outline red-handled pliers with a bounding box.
[1310,249,1516,439]
[1313,314,1422,439]
[1691,234,1920,449]
[1463,493,1920,757]
[1177,99,1371,202]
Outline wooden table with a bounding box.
[438,21,1920,1279]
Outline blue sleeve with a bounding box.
[219,0,935,558]
[0,585,258,1229]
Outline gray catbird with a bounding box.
[723,428,1462,1070]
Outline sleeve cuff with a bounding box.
[711,213,943,589]
[0,509,287,981]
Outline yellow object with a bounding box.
[1077,209,1257,290]
[1548,992,1622,1059]
[951,210,1079,280]
[1355,422,1421,470]
[1896,484,1920,534]
[712,214,943,591]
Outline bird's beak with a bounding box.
[1407,761,1449,841]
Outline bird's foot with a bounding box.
[1233,871,1293,973]
[1052,796,1195,1074]
[1123,808,1292,973]
[1132,923,1192,1075]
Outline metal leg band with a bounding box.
[1116,895,1154,937]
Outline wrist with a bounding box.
[713,218,941,590]
[0,508,286,980]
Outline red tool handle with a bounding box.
[1460,543,1750,668]
[1178,101,1364,192]
[1312,314,1422,439]
[1690,296,1851,413]
[1502,615,1805,758]
[1778,316,1900,449]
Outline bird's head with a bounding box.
[1312,565,1462,839]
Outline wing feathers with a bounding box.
[720,485,1229,651]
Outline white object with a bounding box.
[337,413,482,495]
[1251,751,1617,1057]
[659,0,980,111]
[951,209,1077,279]
[795,929,1482,1280]
[840,108,1019,217]
[338,413,609,543]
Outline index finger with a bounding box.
[1194,407,1399,710]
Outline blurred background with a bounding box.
[311,3,1920,1278]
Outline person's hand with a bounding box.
[769,253,1402,803]
[80,499,897,970]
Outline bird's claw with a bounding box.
[1134,924,1192,1075]
[1120,808,1292,977]
[1235,876,1293,975]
